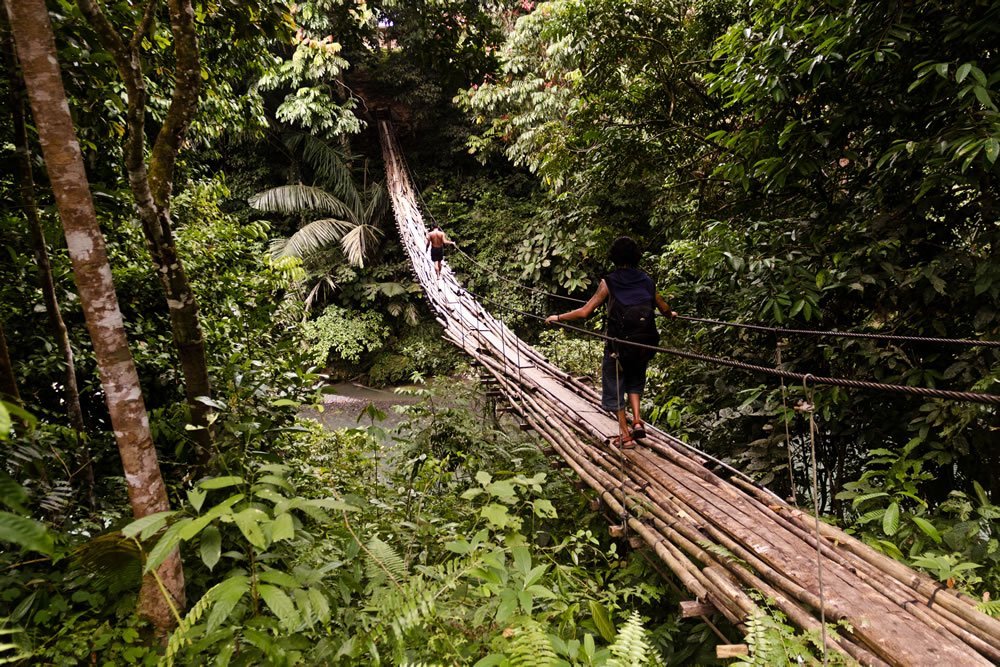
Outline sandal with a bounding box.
[631,423,647,440]
[608,434,636,450]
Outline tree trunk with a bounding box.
[0,320,19,404]
[76,0,214,461]
[4,0,184,634]
[1,13,95,505]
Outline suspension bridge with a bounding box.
[378,120,1000,666]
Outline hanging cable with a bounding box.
[776,340,799,507]
[799,376,828,666]
[460,287,1000,406]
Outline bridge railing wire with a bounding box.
[458,286,1000,407]
[408,168,1000,350]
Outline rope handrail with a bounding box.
[458,287,1000,406]
[446,247,1000,348]
[676,314,1000,348]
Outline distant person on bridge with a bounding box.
[425,224,456,279]
[545,236,677,448]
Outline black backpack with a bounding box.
[607,288,659,365]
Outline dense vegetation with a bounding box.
[1,0,998,664]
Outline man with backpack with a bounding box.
[545,237,676,448]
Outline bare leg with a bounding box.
[628,393,642,426]
[616,409,631,440]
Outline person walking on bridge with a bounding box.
[425,224,456,279]
[546,236,676,448]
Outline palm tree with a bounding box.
[250,133,390,269]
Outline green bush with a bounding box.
[301,305,390,366]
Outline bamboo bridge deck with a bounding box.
[378,120,1000,666]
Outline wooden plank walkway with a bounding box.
[379,120,1000,666]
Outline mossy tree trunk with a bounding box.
[4,0,184,635]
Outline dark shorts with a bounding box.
[430,246,444,262]
[601,349,649,412]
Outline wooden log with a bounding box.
[716,645,748,659]
[680,601,716,618]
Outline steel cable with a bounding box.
[460,287,1000,407]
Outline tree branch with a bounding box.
[130,0,159,51]
[148,0,200,208]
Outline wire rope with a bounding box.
[460,287,1000,407]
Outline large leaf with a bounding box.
[249,184,357,221]
[122,511,176,539]
[144,518,192,573]
[205,575,250,635]
[258,584,300,630]
[0,511,53,555]
[588,600,616,643]
[882,502,900,536]
[339,223,383,268]
[273,218,356,259]
[283,132,362,212]
[200,525,222,570]
[233,508,268,549]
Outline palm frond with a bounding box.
[273,218,356,259]
[284,132,363,213]
[340,223,383,268]
[249,184,357,222]
[364,182,390,227]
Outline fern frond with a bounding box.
[160,580,223,667]
[388,577,436,640]
[607,611,655,667]
[365,536,408,584]
[977,599,1000,617]
[72,532,142,591]
[507,620,557,666]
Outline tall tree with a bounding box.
[75,0,215,459]
[1,12,95,505]
[4,0,184,634]
[0,320,19,404]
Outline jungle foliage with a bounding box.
[2,0,999,664]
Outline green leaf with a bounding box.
[910,516,941,544]
[259,584,300,630]
[200,525,222,570]
[974,86,995,109]
[0,472,29,513]
[973,480,990,508]
[233,508,268,549]
[258,569,300,588]
[589,600,616,643]
[271,512,295,542]
[256,474,295,492]
[178,494,244,541]
[985,138,999,164]
[0,511,53,555]
[532,499,557,518]
[121,511,175,539]
[883,502,900,536]
[199,476,245,490]
[206,575,250,635]
[144,518,191,573]
[187,488,207,512]
[956,63,972,83]
[480,503,510,528]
